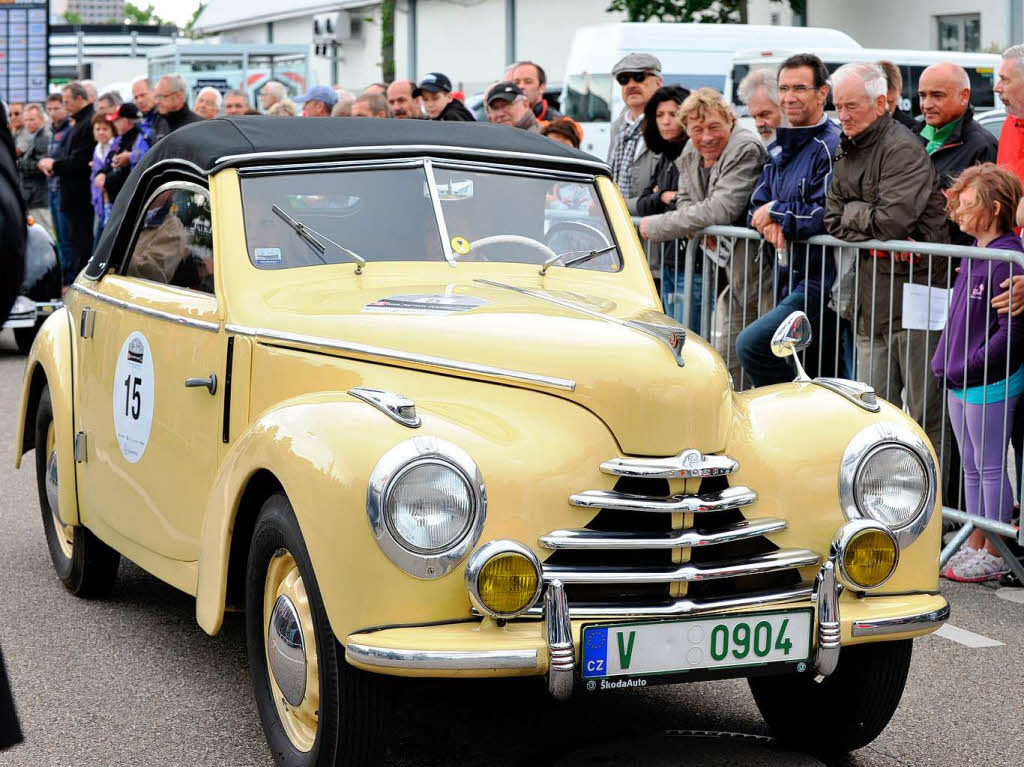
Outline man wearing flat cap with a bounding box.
[485,82,542,132]
[609,53,663,211]
[414,73,476,121]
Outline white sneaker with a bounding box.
[942,545,981,577]
[947,550,1010,583]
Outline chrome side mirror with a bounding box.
[770,310,813,382]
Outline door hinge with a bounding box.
[80,307,96,338]
[74,432,87,463]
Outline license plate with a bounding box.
[580,609,813,682]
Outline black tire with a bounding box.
[34,386,120,597]
[246,493,383,767]
[749,639,913,755]
[14,321,41,355]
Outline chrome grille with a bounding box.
[532,450,819,620]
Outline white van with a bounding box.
[727,47,1001,119]
[560,22,861,159]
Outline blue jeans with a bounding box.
[48,190,70,273]
[736,287,840,387]
[661,262,704,335]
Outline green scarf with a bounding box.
[919,117,959,155]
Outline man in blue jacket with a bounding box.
[737,53,843,386]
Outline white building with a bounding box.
[64,0,126,24]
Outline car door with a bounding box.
[75,182,224,563]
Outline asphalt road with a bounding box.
[1,327,1023,767]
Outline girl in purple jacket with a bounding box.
[933,164,1024,581]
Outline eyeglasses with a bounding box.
[778,85,817,95]
[616,72,650,86]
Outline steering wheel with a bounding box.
[544,220,612,251]
[466,234,558,262]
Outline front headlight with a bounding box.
[840,422,937,547]
[368,436,486,579]
[384,459,473,553]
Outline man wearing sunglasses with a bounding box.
[608,53,663,204]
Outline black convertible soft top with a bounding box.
[85,115,610,279]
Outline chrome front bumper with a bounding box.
[1,297,60,330]
[344,559,949,697]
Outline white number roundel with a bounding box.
[112,331,155,463]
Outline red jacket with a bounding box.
[997,115,1024,182]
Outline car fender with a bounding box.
[14,307,79,526]
[195,388,619,636]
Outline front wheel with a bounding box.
[246,493,383,767]
[749,639,913,755]
[34,386,120,597]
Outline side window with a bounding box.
[125,186,215,295]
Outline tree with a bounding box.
[380,0,395,83]
[184,2,208,38]
[607,0,805,24]
[62,11,83,23]
[124,2,166,26]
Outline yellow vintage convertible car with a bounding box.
[15,117,948,766]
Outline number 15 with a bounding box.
[123,375,142,420]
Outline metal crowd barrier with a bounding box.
[635,221,1024,581]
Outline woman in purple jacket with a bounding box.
[933,164,1024,581]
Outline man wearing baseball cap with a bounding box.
[413,73,475,121]
[608,53,663,201]
[298,85,338,117]
[485,82,541,132]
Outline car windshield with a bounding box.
[240,162,621,272]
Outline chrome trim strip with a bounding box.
[345,643,538,670]
[213,144,612,176]
[348,387,421,428]
[541,548,820,585]
[224,324,577,392]
[812,377,881,413]
[569,486,756,514]
[522,585,814,619]
[850,601,951,637]
[69,284,220,332]
[538,517,788,550]
[476,279,686,367]
[544,580,574,700]
[600,449,738,480]
[423,158,456,267]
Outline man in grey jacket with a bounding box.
[639,87,769,383]
[608,53,662,213]
[824,62,949,459]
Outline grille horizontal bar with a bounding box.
[520,585,814,620]
[569,485,756,514]
[600,449,738,479]
[538,516,787,550]
[541,548,819,585]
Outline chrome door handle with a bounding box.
[185,374,217,395]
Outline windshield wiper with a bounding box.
[272,204,367,274]
[539,244,617,276]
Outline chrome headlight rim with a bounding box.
[464,539,543,620]
[832,519,900,591]
[839,422,937,547]
[367,436,486,580]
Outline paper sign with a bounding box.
[902,283,952,331]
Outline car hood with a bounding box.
[232,274,732,456]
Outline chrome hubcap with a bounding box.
[45,424,74,560]
[263,548,319,753]
[267,595,307,707]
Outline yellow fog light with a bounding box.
[834,521,899,590]
[465,540,543,619]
